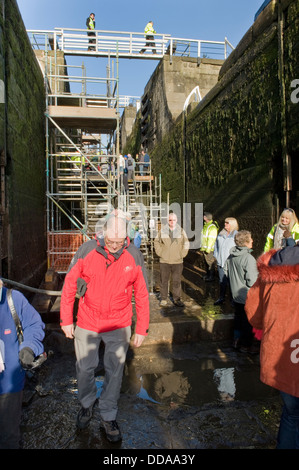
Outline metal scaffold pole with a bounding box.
[29,28,165,271]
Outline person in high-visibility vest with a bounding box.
[140,21,156,54]
[200,212,219,281]
[86,13,96,51]
[263,208,299,252]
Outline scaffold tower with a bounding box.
[29,31,162,272]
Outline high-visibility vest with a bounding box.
[264,222,299,252]
[144,23,156,36]
[200,221,218,253]
[88,17,95,30]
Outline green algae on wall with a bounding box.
[0,0,46,284]
[125,1,299,256]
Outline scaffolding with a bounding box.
[30,31,161,272]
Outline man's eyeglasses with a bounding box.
[105,239,125,247]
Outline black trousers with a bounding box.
[87,31,96,48]
[0,391,23,449]
[141,35,156,53]
[233,302,253,347]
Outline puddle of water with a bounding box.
[72,357,276,409]
[137,377,161,404]
[125,357,276,407]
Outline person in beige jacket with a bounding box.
[154,212,189,307]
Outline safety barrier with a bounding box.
[27,29,234,61]
[47,231,85,272]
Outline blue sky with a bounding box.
[16,0,264,98]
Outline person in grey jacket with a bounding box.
[224,230,258,352]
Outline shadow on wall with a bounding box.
[187,166,274,257]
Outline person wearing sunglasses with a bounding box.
[264,208,299,252]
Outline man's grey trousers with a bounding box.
[74,325,131,421]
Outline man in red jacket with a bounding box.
[60,216,149,442]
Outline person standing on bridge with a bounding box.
[140,21,156,54]
[60,216,150,443]
[86,12,96,51]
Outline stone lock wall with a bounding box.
[0,0,46,285]
[125,0,299,257]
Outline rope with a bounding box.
[1,278,62,296]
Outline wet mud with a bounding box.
[20,335,281,450]
[20,257,282,450]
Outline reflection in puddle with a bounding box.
[95,376,104,398]
[213,368,236,401]
[74,358,274,408]
[137,376,161,404]
[130,358,274,407]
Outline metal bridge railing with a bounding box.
[44,61,140,109]
[27,29,234,61]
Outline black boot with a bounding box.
[205,270,214,282]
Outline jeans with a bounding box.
[277,391,299,449]
[217,265,229,299]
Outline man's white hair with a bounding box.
[104,216,127,238]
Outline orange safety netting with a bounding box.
[47,232,84,272]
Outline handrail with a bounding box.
[27,28,234,61]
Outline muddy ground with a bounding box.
[18,258,283,454]
[20,331,281,451]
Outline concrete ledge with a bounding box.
[141,313,234,345]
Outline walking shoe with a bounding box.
[76,405,93,429]
[160,299,168,307]
[173,299,185,307]
[100,419,122,443]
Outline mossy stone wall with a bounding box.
[0,0,46,284]
[127,0,299,257]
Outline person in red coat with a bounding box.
[245,241,299,449]
[60,216,149,443]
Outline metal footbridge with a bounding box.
[28,28,234,62]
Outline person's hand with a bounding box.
[283,229,291,238]
[61,324,74,339]
[19,347,35,368]
[132,333,146,348]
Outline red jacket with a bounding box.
[60,237,150,336]
[245,248,299,398]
